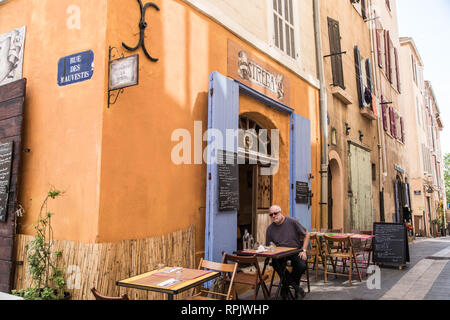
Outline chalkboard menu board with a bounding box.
[0,141,13,222]
[295,181,309,204]
[373,222,410,266]
[217,151,239,211]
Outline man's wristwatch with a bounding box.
[300,249,306,253]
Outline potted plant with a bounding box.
[432,218,441,238]
[12,188,69,300]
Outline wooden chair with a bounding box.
[307,234,326,281]
[91,287,129,300]
[187,258,238,300]
[323,235,362,286]
[222,253,270,300]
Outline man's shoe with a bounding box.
[280,286,289,300]
[293,284,306,300]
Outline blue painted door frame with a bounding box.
[205,72,311,262]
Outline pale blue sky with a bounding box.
[397,0,450,156]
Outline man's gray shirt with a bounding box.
[266,216,307,248]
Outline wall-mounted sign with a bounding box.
[217,151,239,212]
[227,39,290,105]
[109,54,139,91]
[0,141,13,222]
[57,50,94,86]
[295,181,309,204]
[0,26,26,86]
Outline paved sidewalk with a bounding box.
[241,237,450,300]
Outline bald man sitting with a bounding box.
[266,205,310,300]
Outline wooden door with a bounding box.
[349,143,373,231]
[204,72,239,263]
[0,79,26,293]
[290,113,311,231]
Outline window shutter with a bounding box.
[389,107,396,137]
[400,116,405,143]
[381,96,388,131]
[388,32,393,83]
[366,59,373,92]
[361,0,367,20]
[328,17,344,89]
[376,22,383,68]
[394,48,401,92]
[354,46,364,108]
[384,30,389,76]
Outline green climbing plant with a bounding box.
[12,188,67,300]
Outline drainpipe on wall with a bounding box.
[313,0,328,230]
[368,0,387,218]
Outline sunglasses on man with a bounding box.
[269,211,281,217]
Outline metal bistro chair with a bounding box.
[323,235,362,286]
[358,230,375,274]
[91,287,129,300]
[222,253,270,300]
[188,258,238,300]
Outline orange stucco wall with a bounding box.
[0,0,107,243]
[1,0,319,252]
[100,0,320,257]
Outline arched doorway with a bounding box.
[328,151,344,231]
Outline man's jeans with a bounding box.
[272,254,307,287]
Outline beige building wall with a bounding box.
[368,0,406,222]
[399,38,427,235]
[320,0,380,232]
[181,0,319,86]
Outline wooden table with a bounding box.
[237,247,301,300]
[116,267,219,300]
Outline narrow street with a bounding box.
[242,237,450,300]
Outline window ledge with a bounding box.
[331,86,353,105]
[360,107,377,121]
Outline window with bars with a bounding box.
[273,0,296,59]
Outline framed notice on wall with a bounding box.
[0,141,13,222]
[109,54,139,91]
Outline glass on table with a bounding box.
[269,242,276,252]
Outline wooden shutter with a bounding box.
[386,31,392,83]
[361,0,367,20]
[394,48,401,92]
[381,96,388,131]
[376,23,383,68]
[0,79,26,293]
[384,30,392,83]
[328,17,345,89]
[389,107,396,137]
[354,46,364,108]
[366,59,373,92]
[400,117,405,143]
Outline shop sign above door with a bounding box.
[227,39,290,105]
[57,50,94,86]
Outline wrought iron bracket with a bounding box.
[108,46,125,109]
[323,51,347,58]
[122,0,160,62]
